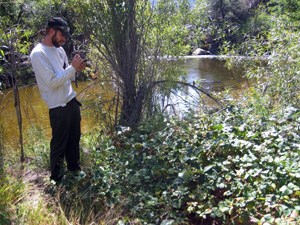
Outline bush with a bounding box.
[225,16,300,108]
[89,105,300,224]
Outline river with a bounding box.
[0,56,247,147]
[163,56,248,114]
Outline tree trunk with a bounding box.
[76,0,149,128]
[113,0,144,128]
[0,126,4,178]
[13,80,24,163]
[9,42,24,163]
[119,84,147,128]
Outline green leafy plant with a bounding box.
[223,14,300,108]
[83,104,300,224]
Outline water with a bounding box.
[0,57,247,146]
[162,56,247,114]
[184,57,246,90]
[0,81,109,148]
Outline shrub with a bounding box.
[90,105,300,224]
[225,16,300,108]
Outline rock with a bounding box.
[192,48,211,55]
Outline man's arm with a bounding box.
[31,51,76,89]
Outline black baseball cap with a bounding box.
[47,17,71,38]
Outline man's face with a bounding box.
[51,28,67,48]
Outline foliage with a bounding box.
[223,13,300,107]
[0,25,33,88]
[0,174,24,224]
[85,105,300,224]
[0,0,33,89]
[68,0,192,128]
[25,125,50,169]
[152,0,192,56]
[189,0,271,54]
[249,17,300,106]
[0,0,82,89]
[4,104,299,225]
[0,170,70,225]
[0,9,32,162]
[1,1,300,224]
[268,0,300,21]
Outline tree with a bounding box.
[224,0,300,107]
[0,1,32,163]
[70,0,192,128]
[190,0,270,53]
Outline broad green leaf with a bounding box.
[160,220,175,225]
[279,185,293,195]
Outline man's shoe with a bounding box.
[50,168,65,184]
[50,174,64,185]
[50,178,62,186]
[50,179,57,185]
[75,170,86,178]
[65,170,86,180]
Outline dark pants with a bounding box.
[49,98,81,181]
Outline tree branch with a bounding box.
[150,80,223,107]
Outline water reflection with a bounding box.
[185,57,246,91]
[162,57,247,114]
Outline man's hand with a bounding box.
[71,54,86,72]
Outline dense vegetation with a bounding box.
[82,105,300,224]
[2,103,299,224]
[0,0,299,224]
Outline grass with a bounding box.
[0,124,125,225]
[0,167,71,225]
[0,126,66,225]
[0,174,24,224]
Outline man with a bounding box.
[30,17,86,183]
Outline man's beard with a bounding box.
[52,32,64,48]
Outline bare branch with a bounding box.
[150,80,223,107]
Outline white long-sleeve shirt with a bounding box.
[30,43,77,109]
